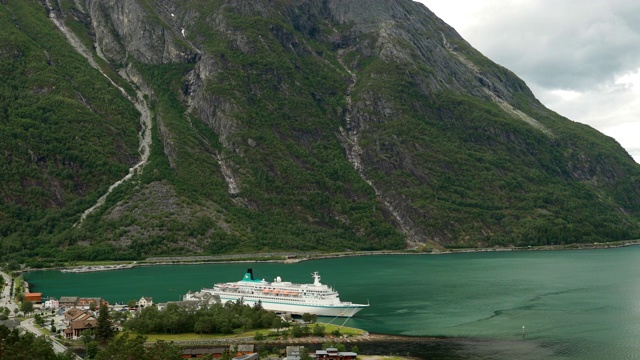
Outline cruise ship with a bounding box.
[187,269,369,317]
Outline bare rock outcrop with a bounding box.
[84,0,197,64]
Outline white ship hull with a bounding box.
[218,295,366,317]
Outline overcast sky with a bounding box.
[417,0,640,163]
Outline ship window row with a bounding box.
[222,289,334,297]
[226,287,332,295]
[226,295,336,304]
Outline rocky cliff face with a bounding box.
[1,0,639,262]
[85,0,197,64]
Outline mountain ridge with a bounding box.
[0,0,639,265]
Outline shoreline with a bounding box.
[35,239,640,273]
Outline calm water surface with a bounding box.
[25,246,640,359]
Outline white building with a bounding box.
[44,298,60,310]
[137,296,153,308]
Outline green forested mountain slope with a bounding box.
[1,0,639,265]
[0,1,140,259]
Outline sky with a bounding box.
[416,0,640,163]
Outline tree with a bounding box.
[60,349,79,360]
[34,313,44,326]
[86,341,99,359]
[300,347,313,360]
[95,304,115,344]
[312,324,325,337]
[5,261,20,272]
[0,325,58,359]
[291,323,304,338]
[19,300,33,315]
[80,330,97,359]
[145,340,183,360]
[110,308,128,323]
[302,313,317,324]
[272,317,285,333]
[95,333,146,360]
[219,345,236,360]
[322,342,346,352]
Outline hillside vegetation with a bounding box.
[1,0,639,265]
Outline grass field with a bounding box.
[142,322,366,342]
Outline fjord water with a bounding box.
[26,247,640,359]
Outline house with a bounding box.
[24,293,42,303]
[181,348,210,358]
[157,301,195,311]
[313,348,357,360]
[59,296,79,308]
[280,313,294,323]
[181,345,255,359]
[182,291,220,305]
[64,307,85,322]
[285,346,304,360]
[137,296,153,308]
[64,312,97,339]
[235,345,255,356]
[76,297,107,309]
[181,347,226,359]
[58,296,108,310]
[157,300,205,311]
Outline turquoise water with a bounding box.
[25,247,640,359]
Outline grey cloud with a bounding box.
[461,1,640,91]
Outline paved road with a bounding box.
[0,271,17,314]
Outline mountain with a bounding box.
[1,0,639,264]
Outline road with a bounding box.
[0,271,17,314]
